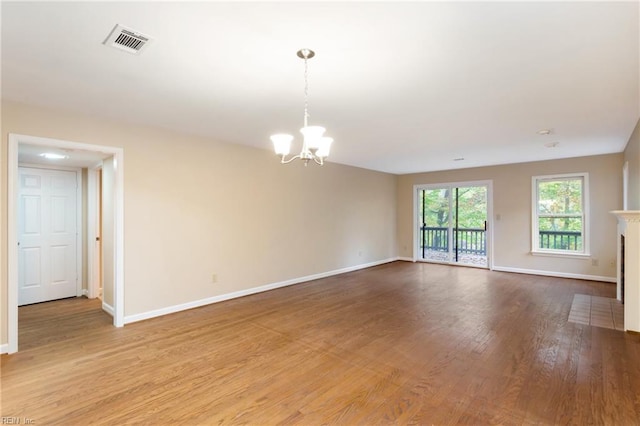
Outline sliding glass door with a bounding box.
[417,182,490,268]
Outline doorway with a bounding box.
[18,166,81,306]
[415,181,492,268]
[7,134,125,354]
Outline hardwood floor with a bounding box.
[2,262,639,425]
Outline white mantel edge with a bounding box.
[610,210,640,222]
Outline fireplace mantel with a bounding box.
[611,210,640,332]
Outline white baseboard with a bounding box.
[492,266,616,283]
[122,259,614,325]
[0,343,8,354]
[124,257,399,324]
[102,302,115,316]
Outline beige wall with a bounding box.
[397,154,623,279]
[624,119,640,210]
[2,98,630,348]
[1,100,398,345]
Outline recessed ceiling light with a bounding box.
[544,141,560,148]
[39,153,69,160]
[453,157,465,161]
[537,129,552,135]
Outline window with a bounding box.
[532,173,589,255]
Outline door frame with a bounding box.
[87,163,103,299]
[413,180,494,269]
[8,134,125,354]
[17,164,84,300]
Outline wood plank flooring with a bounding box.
[2,261,640,425]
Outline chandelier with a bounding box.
[270,49,333,166]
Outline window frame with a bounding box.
[531,173,590,257]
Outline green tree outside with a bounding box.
[419,186,486,229]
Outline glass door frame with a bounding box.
[413,180,494,269]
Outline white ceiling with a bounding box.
[2,1,638,174]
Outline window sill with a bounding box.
[530,250,591,259]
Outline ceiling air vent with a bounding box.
[104,24,152,55]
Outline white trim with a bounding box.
[113,154,125,328]
[611,210,640,331]
[82,289,89,296]
[8,139,19,354]
[531,172,590,256]
[487,181,495,270]
[397,257,415,262]
[492,265,615,283]
[447,188,453,262]
[87,168,97,299]
[412,186,418,262]
[7,133,125,353]
[530,251,591,259]
[610,210,640,223]
[125,258,398,324]
[86,164,103,299]
[17,162,82,172]
[102,302,115,317]
[0,344,9,355]
[76,169,83,297]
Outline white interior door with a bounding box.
[18,167,78,306]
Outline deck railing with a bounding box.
[420,226,486,256]
[420,227,582,256]
[538,230,582,251]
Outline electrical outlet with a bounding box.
[358,250,362,257]
[591,259,599,267]
[211,273,218,284]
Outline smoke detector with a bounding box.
[103,24,152,55]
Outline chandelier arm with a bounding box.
[312,156,324,166]
[280,154,302,164]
